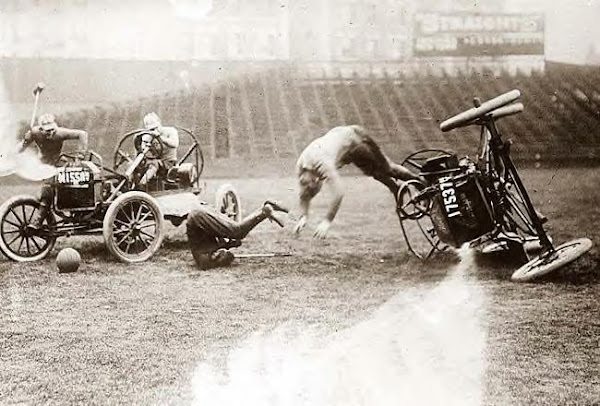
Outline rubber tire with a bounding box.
[215,183,242,222]
[0,195,57,262]
[511,238,592,282]
[103,191,164,263]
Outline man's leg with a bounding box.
[384,156,421,182]
[361,135,420,181]
[186,202,288,269]
[349,135,422,196]
[140,160,160,186]
[189,202,287,241]
[347,137,401,196]
[30,184,52,229]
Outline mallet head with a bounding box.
[33,82,45,96]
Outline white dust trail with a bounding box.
[190,247,485,406]
[0,75,16,176]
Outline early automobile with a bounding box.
[397,90,592,282]
[0,85,241,263]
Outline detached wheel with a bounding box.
[0,195,56,262]
[215,183,242,222]
[511,238,592,282]
[103,191,164,263]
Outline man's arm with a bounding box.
[55,128,89,155]
[293,185,313,235]
[17,130,34,153]
[159,128,179,148]
[299,193,311,218]
[314,170,344,239]
[293,154,310,234]
[324,172,344,223]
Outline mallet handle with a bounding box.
[30,83,45,128]
[236,253,292,258]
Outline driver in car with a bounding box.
[18,113,89,229]
[138,112,179,187]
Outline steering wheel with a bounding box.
[114,131,164,172]
[135,131,164,159]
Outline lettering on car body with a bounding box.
[57,169,91,186]
[439,176,461,218]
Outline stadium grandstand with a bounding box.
[2,0,600,172]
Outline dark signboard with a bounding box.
[414,13,544,57]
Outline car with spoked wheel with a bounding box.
[0,85,241,263]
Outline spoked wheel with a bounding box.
[511,238,593,282]
[0,195,56,262]
[398,214,444,260]
[396,180,431,220]
[396,183,443,260]
[215,183,242,222]
[103,191,164,263]
[113,130,165,172]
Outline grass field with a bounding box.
[0,168,599,405]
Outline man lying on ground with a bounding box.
[187,201,289,269]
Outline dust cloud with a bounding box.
[0,76,16,177]
[0,78,57,181]
[190,246,485,406]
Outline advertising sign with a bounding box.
[414,13,544,57]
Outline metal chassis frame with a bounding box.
[399,110,555,260]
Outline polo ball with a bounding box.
[56,248,81,273]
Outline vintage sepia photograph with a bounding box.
[0,0,598,404]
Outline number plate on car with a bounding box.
[56,168,91,186]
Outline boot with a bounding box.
[232,201,290,240]
[264,200,289,213]
[263,200,289,227]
